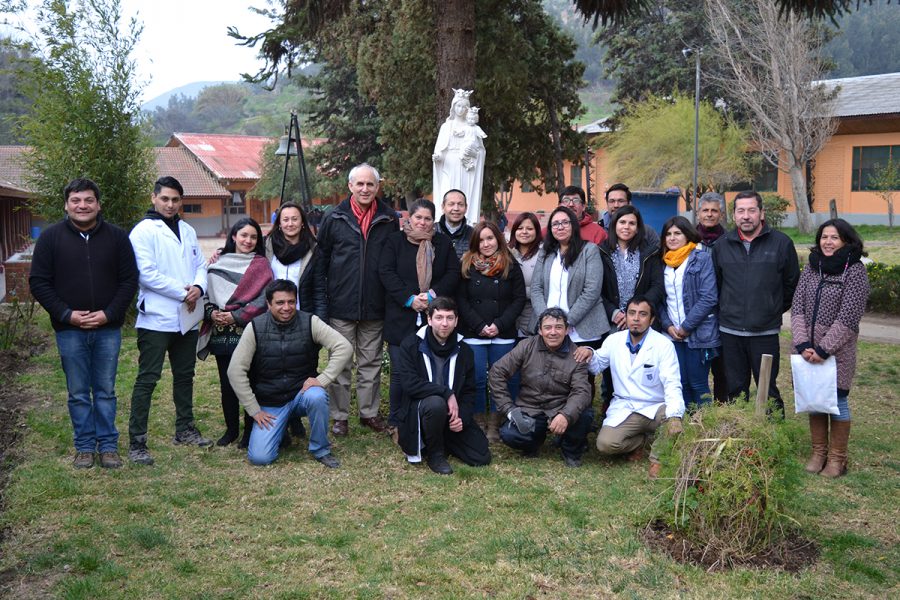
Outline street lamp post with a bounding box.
[275,111,313,212]
[683,47,701,221]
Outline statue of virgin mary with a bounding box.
[432,89,486,224]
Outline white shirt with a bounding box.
[546,251,588,343]
[663,258,689,336]
[587,328,684,427]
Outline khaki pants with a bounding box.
[328,319,384,420]
[596,404,666,462]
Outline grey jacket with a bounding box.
[529,243,609,340]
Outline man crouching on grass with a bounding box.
[228,279,352,467]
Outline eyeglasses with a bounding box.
[550,220,571,229]
[560,197,582,206]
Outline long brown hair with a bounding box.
[461,221,512,279]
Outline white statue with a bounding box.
[433,89,486,225]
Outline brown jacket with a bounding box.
[488,335,591,424]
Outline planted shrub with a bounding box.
[866,262,900,315]
[650,400,804,567]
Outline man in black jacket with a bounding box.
[434,189,474,259]
[29,178,139,469]
[316,163,397,437]
[712,191,800,415]
[393,297,490,474]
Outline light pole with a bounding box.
[275,111,313,212]
[683,47,701,221]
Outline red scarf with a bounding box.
[351,198,376,239]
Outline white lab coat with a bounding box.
[130,217,208,332]
[588,328,684,428]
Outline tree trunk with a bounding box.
[545,93,565,194]
[786,155,813,234]
[434,0,475,126]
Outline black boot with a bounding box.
[427,453,453,475]
[216,429,239,447]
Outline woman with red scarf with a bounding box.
[456,221,526,442]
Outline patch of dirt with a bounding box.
[642,520,818,573]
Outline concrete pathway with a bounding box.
[783,312,900,345]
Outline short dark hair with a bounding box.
[63,178,101,203]
[428,296,457,317]
[408,198,436,219]
[734,190,763,210]
[154,176,184,198]
[626,295,656,320]
[442,189,466,204]
[605,183,631,203]
[813,218,866,257]
[265,279,298,302]
[222,217,266,256]
[538,307,569,329]
[559,185,585,204]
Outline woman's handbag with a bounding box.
[790,355,839,415]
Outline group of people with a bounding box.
[29,165,870,480]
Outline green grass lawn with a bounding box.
[1,322,898,599]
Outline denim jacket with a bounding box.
[659,246,720,350]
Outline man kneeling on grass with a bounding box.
[228,279,352,467]
[574,296,684,478]
[392,297,490,474]
[488,307,593,467]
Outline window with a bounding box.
[852,145,900,191]
[182,204,202,214]
[569,165,583,188]
[731,155,778,192]
[521,181,533,193]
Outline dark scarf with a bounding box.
[425,326,458,359]
[269,229,310,265]
[145,209,181,240]
[697,223,725,245]
[808,246,862,276]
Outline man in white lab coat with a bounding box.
[575,295,684,478]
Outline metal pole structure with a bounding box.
[276,111,314,213]
[691,49,701,221]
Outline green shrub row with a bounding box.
[866,262,900,314]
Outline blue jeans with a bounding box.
[673,341,713,409]
[248,386,331,465]
[469,341,516,413]
[812,394,850,421]
[56,328,122,453]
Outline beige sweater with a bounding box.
[227,316,352,416]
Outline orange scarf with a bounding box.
[664,242,696,268]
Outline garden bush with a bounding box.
[866,262,900,314]
[650,400,804,567]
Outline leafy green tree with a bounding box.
[0,37,32,144]
[869,158,899,228]
[12,0,155,229]
[604,93,749,204]
[147,94,197,144]
[193,83,250,132]
[824,2,900,77]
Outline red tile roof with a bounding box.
[0,146,31,194]
[154,147,230,198]
[168,133,273,181]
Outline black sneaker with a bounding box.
[128,436,154,465]
[427,453,453,475]
[562,454,582,468]
[316,454,341,469]
[173,425,213,447]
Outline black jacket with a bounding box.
[599,240,664,322]
[435,216,474,260]
[456,261,526,340]
[712,225,800,332]
[316,196,397,321]
[29,216,138,331]
[394,328,477,455]
[379,231,460,345]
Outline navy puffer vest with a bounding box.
[249,311,320,407]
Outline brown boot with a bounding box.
[805,414,829,474]
[486,412,501,444]
[820,419,850,478]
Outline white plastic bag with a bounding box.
[790,355,839,415]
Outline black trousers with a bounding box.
[499,408,595,459]
[419,396,491,466]
[720,332,783,413]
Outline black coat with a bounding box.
[456,261,526,340]
[599,240,664,322]
[712,225,800,332]
[316,196,397,321]
[394,328,476,455]
[29,216,138,331]
[379,231,460,345]
[435,216,474,260]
